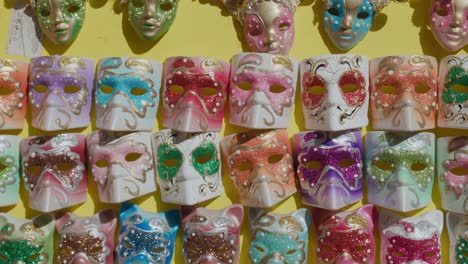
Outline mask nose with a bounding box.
[71,254,94,264]
[395,90,416,108]
[53,9,65,24]
[250,90,270,106]
[388,167,415,188]
[108,163,127,180]
[340,15,354,30]
[335,254,356,264]
[252,165,274,184]
[449,11,463,28]
[264,28,279,49]
[143,3,156,19]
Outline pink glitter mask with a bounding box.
[370,55,438,131]
[0,59,28,130]
[220,129,297,208]
[162,57,230,132]
[20,133,87,213]
[229,53,298,129]
[429,0,468,52]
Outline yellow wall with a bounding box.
[0,0,467,263]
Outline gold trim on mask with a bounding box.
[272,56,294,72]
[201,58,225,72]
[0,59,17,72]
[126,58,154,74]
[58,57,86,69]
[345,214,369,228]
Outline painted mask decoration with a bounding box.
[0,59,27,130]
[95,57,161,131]
[229,53,298,129]
[55,209,117,264]
[0,136,21,207]
[315,204,376,264]
[20,133,87,213]
[221,0,300,54]
[379,210,443,264]
[249,208,311,264]
[429,0,468,51]
[151,130,223,205]
[370,55,438,131]
[438,55,467,129]
[221,129,296,208]
[116,203,180,264]
[438,136,468,214]
[29,56,93,131]
[300,55,368,131]
[182,205,243,264]
[31,0,86,45]
[446,212,468,264]
[366,132,435,213]
[293,130,363,210]
[88,131,156,203]
[322,0,391,50]
[162,57,230,132]
[124,0,179,41]
[0,213,54,264]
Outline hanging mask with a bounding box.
[370,55,438,131]
[0,213,54,264]
[379,210,443,264]
[429,0,468,51]
[0,59,27,130]
[438,55,467,129]
[221,0,300,54]
[293,130,363,210]
[151,129,223,205]
[30,0,86,45]
[322,0,391,50]
[315,204,376,264]
[229,53,298,129]
[55,209,117,264]
[162,57,230,132]
[221,129,297,208]
[446,212,468,264]
[0,136,21,207]
[116,203,180,264]
[95,57,161,131]
[249,208,311,264]
[29,56,93,131]
[300,55,368,131]
[20,133,87,213]
[366,132,435,212]
[88,131,156,203]
[437,136,468,214]
[182,205,243,264]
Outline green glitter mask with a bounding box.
[0,240,46,264]
[455,235,468,264]
[191,142,220,177]
[157,143,183,181]
[442,66,468,105]
[32,0,86,45]
[128,0,179,41]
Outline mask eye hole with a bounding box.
[153,247,165,253]
[125,153,142,162]
[354,245,367,252]
[130,87,147,96]
[425,251,437,258]
[0,86,16,96]
[449,167,468,176]
[201,87,218,96]
[27,165,42,176]
[162,158,180,168]
[67,4,80,13]
[304,160,322,170]
[0,164,6,172]
[451,84,468,94]
[307,85,326,95]
[195,155,212,164]
[33,85,48,94]
[132,0,144,8]
[357,12,369,19]
[160,2,174,11]
[415,85,431,94]
[235,160,252,171]
[99,85,113,94]
[410,162,427,171]
[254,245,266,253]
[374,160,393,171]
[279,22,290,31]
[327,7,340,16]
[57,162,75,172]
[436,9,448,16]
[40,8,50,17]
[64,85,81,94]
[168,85,184,95]
[341,83,359,93]
[286,249,298,255]
[268,154,284,164]
[123,241,133,249]
[379,85,398,95]
[269,84,287,94]
[95,159,108,168]
[236,81,253,91]
[338,158,354,168]
[249,28,263,37]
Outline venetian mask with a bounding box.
[438,136,468,214]
[221,129,297,208]
[322,0,390,50]
[56,209,117,264]
[29,56,93,131]
[293,130,363,210]
[366,132,435,213]
[31,0,86,45]
[300,54,368,131]
[151,130,223,205]
[0,136,21,207]
[315,204,376,264]
[182,205,243,264]
[429,0,468,51]
[249,208,311,264]
[20,133,87,213]
[88,131,156,203]
[95,57,161,131]
[162,57,230,132]
[0,213,54,264]
[0,59,28,130]
[370,55,438,131]
[125,0,179,41]
[379,210,443,264]
[446,212,468,264]
[222,0,299,54]
[229,53,298,129]
[116,203,180,264]
[438,55,467,129]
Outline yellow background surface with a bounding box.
[0,0,467,263]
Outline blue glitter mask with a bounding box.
[116,203,180,264]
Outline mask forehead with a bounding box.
[95,57,162,131]
[0,136,21,207]
[429,0,468,51]
[0,59,28,130]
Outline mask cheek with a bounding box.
[244,15,266,51]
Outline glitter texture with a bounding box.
[184,231,236,263]
[0,239,46,264]
[190,141,220,177]
[455,235,468,264]
[157,143,183,181]
[118,227,171,263]
[57,231,107,263]
[0,154,17,193]
[442,65,468,104]
[385,234,440,264]
[317,227,372,263]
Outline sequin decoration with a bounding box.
[184,231,236,263]
[57,231,107,263]
[0,155,17,193]
[385,234,440,264]
[117,227,171,263]
[455,235,468,264]
[0,239,46,264]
